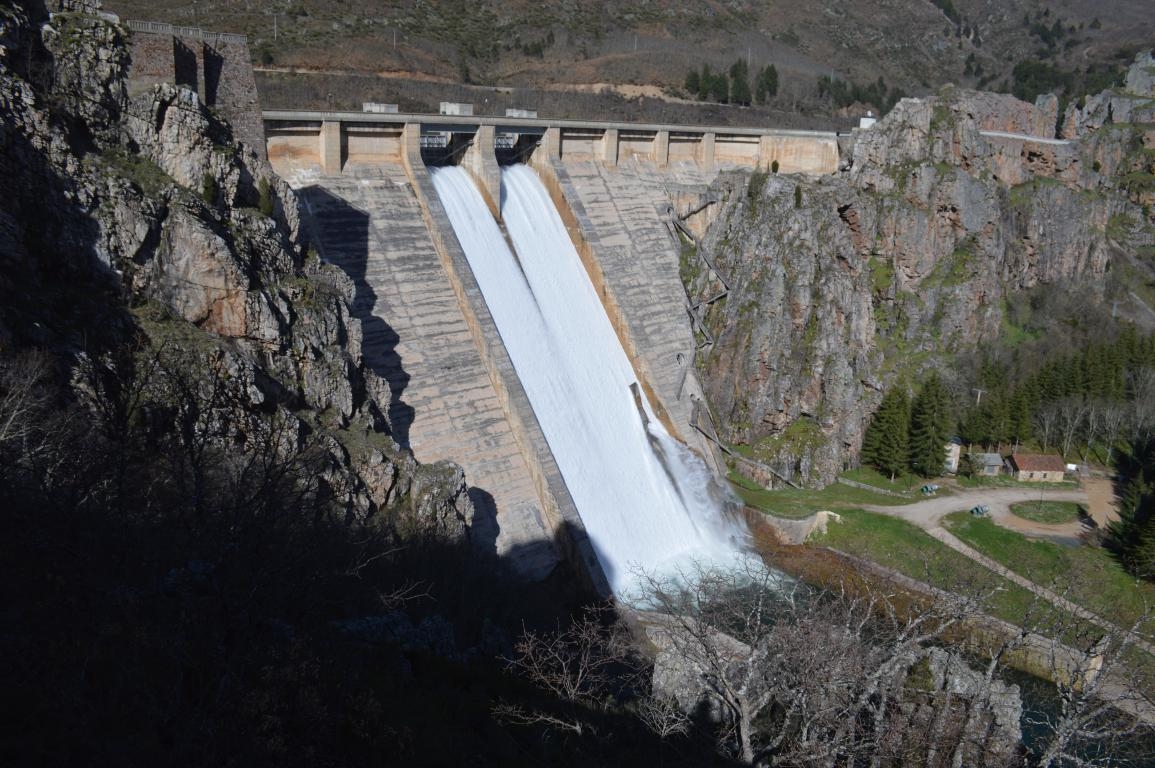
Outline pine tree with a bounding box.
[697,64,713,100]
[755,64,779,103]
[709,71,730,103]
[909,373,953,477]
[729,59,752,105]
[685,69,700,96]
[863,387,911,481]
[1109,472,1155,582]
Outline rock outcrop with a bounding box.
[0,1,472,534]
[692,53,1155,486]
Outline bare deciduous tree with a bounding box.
[1030,609,1155,768]
[495,607,639,737]
[1035,403,1062,454]
[1058,397,1089,459]
[629,562,1024,767]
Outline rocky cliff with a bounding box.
[0,0,472,535]
[691,53,1155,486]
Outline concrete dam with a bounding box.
[265,111,840,592]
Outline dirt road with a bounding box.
[863,486,1090,541]
[861,483,1155,653]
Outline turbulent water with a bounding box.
[430,163,746,593]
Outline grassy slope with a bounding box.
[944,512,1155,636]
[729,470,914,519]
[103,0,1155,108]
[811,509,1039,623]
[1009,500,1083,524]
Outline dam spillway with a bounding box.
[271,117,778,590]
[431,164,744,592]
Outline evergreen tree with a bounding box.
[909,373,953,477]
[863,387,911,481]
[685,69,700,96]
[1109,447,1155,582]
[697,64,713,100]
[729,59,752,105]
[708,70,730,103]
[755,64,779,103]
[753,63,780,103]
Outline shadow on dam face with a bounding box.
[295,185,415,448]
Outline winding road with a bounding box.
[864,485,1091,544]
[860,483,1155,654]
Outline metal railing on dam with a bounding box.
[263,109,842,176]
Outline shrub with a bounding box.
[258,177,275,217]
[201,172,218,205]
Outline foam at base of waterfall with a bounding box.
[431,164,747,593]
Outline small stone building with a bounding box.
[971,452,1004,477]
[1007,453,1066,482]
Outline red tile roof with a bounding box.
[1008,453,1066,473]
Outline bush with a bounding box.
[201,172,218,205]
[258,177,275,217]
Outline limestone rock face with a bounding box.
[407,460,475,542]
[0,1,473,531]
[919,648,1023,765]
[1124,50,1155,98]
[41,11,127,143]
[694,61,1155,486]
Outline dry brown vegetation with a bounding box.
[104,0,1155,120]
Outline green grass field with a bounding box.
[728,471,913,519]
[944,512,1155,637]
[810,509,1038,622]
[953,473,1077,491]
[1009,500,1083,524]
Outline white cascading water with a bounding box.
[431,163,746,594]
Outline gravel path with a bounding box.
[863,486,1089,538]
[860,484,1155,652]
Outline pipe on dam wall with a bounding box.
[398,123,611,598]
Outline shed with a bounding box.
[971,452,1003,477]
[1007,453,1066,482]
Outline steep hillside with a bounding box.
[688,57,1155,486]
[101,0,1155,120]
[0,4,608,764]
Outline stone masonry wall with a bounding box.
[127,25,266,159]
[124,33,173,96]
[212,39,265,160]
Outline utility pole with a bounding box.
[274,13,278,41]
[972,387,986,406]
